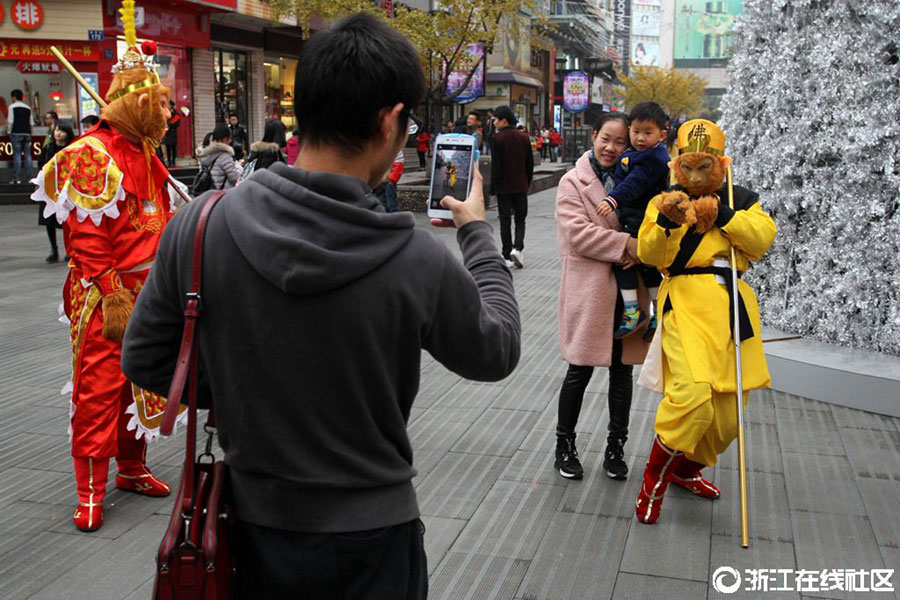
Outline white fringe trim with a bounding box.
[124,399,187,444]
[31,169,126,227]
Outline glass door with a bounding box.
[214,48,249,128]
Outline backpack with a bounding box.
[191,163,215,196]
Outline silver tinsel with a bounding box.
[719,0,900,356]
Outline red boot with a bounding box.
[115,435,170,497]
[670,458,721,499]
[635,437,683,524]
[73,457,108,532]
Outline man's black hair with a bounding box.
[46,111,59,120]
[81,115,100,127]
[11,89,23,101]
[628,102,668,130]
[212,122,231,141]
[295,12,426,153]
[228,112,238,119]
[493,105,517,126]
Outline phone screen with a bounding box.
[429,143,474,210]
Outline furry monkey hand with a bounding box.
[656,191,696,226]
[692,195,720,234]
[101,290,134,343]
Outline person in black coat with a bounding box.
[36,125,75,262]
[162,101,181,168]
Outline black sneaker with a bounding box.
[554,435,584,479]
[603,439,628,480]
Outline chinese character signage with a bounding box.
[563,71,590,113]
[446,43,485,105]
[613,0,631,75]
[17,60,59,73]
[12,0,43,30]
[0,40,98,61]
[674,0,742,64]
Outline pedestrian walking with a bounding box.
[42,111,59,148]
[553,112,649,481]
[36,124,74,263]
[549,127,561,162]
[228,112,249,160]
[8,89,33,184]
[122,13,520,598]
[416,127,431,168]
[197,122,242,190]
[490,105,534,269]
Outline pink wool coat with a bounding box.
[556,152,650,367]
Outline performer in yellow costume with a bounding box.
[633,119,776,524]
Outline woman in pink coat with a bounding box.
[554,112,650,481]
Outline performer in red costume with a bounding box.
[31,2,184,532]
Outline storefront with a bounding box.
[0,0,103,167]
[213,47,249,127]
[263,56,296,131]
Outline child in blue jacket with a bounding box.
[597,102,669,339]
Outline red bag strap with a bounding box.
[158,190,226,516]
[161,191,227,435]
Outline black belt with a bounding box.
[666,265,754,342]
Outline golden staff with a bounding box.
[726,163,750,548]
[49,46,193,206]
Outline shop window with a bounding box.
[157,45,193,160]
[263,57,297,132]
[214,49,249,130]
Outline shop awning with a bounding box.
[485,69,544,89]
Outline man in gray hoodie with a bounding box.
[122,12,519,599]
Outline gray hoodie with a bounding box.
[122,162,520,533]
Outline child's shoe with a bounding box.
[614,307,647,339]
[642,314,658,342]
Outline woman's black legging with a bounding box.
[417,151,426,169]
[46,223,58,252]
[556,338,633,444]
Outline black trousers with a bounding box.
[235,518,428,599]
[557,342,633,444]
[417,151,426,169]
[45,223,58,251]
[496,192,528,259]
[165,143,177,166]
[612,262,663,291]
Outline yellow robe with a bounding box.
[638,187,776,465]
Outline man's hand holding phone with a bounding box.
[430,167,485,228]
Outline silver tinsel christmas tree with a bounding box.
[720,0,900,356]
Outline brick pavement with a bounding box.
[1,189,898,599]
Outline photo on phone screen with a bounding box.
[429,143,474,211]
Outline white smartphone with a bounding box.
[427,133,477,221]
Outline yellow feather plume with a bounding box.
[120,0,137,49]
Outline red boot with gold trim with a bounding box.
[670,458,721,499]
[115,436,170,497]
[635,436,684,525]
[74,457,108,532]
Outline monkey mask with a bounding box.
[656,119,733,233]
[100,1,170,196]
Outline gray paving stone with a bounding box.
[776,407,845,456]
[773,393,832,413]
[451,409,540,457]
[558,452,647,519]
[857,478,900,548]
[839,427,900,481]
[415,372,465,410]
[0,530,108,599]
[410,419,470,481]
[611,572,708,600]
[518,513,630,600]
[417,452,509,519]
[782,452,867,516]
[422,516,467,576]
[711,468,793,543]
[451,479,565,561]
[620,496,712,582]
[791,512,885,600]
[0,500,68,558]
[717,421,784,474]
[830,405,900,432]
[123,579,156,600]
[746,388,778,425]
[429,552,529,600]
[0,404,68,437]
[29,514,168,599]
[707,535,799,599]
[499,449,568,487]
[489,373,562,413]
[0,467,70,509]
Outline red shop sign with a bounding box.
[183,0,237,9]
[11,0,44,31]
[0,4,5,27]
[104,1,211,49]
[17,60,60,74]
[0,40,98,61]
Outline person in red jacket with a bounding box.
[415,127,431,169]
[31,31,180,532]
[375,148,405,212]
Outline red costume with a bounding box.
[31,17,185,531]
